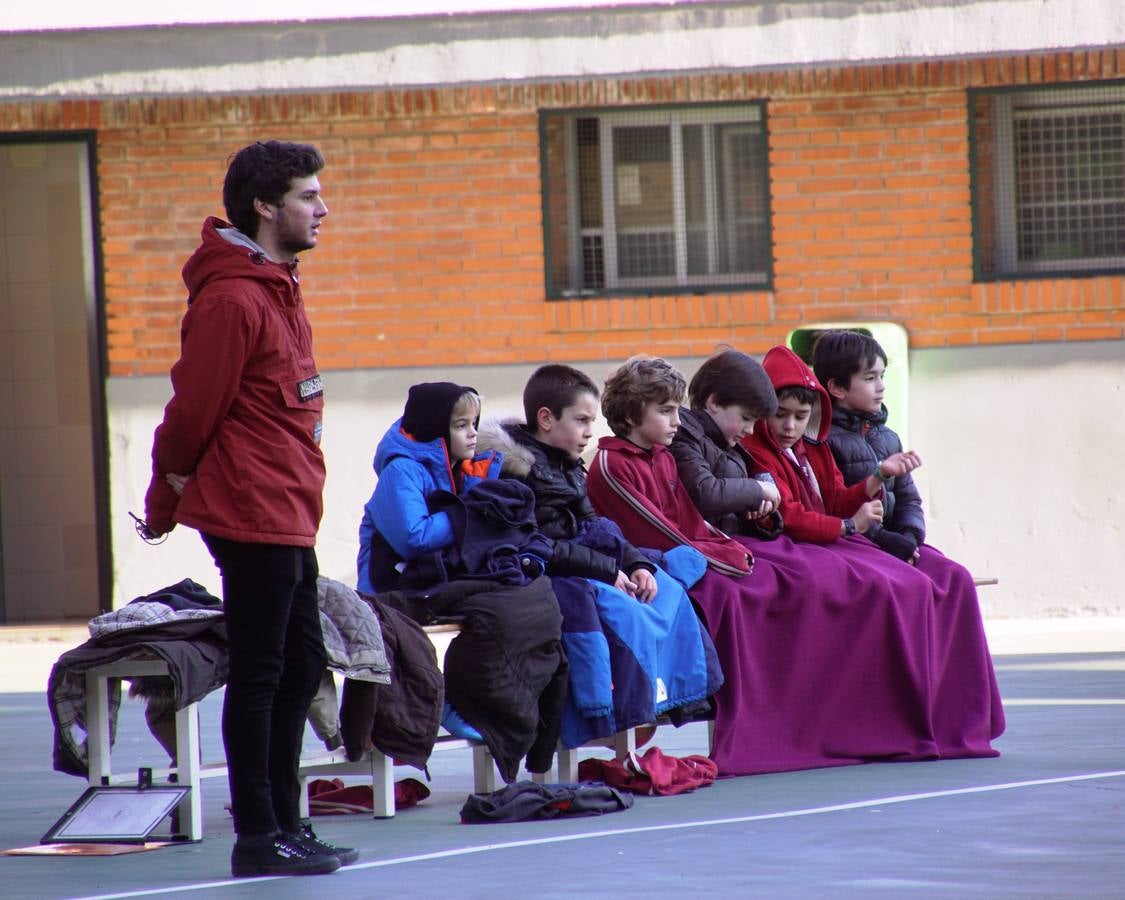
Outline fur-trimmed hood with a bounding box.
[476,417,537,478]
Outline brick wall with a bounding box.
[2,49,1124,377]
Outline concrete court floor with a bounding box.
[1,633,1123,899]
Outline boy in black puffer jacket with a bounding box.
[475,364,718,748]
[812,329,925,563]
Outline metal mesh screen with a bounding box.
[541,104,771,297]
[972,83,1125,278]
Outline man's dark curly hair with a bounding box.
[223,140,324,239]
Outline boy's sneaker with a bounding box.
[231,833,341,877]
[288,822,359,866]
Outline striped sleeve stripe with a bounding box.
[595,449,748,577]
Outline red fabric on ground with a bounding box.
[578,746,718,796]
[306,776,430,814]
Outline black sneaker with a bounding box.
[288,822,359,866]
[231,833,341,877]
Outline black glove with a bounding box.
[869,526,918,562]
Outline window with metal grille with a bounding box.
[540,104,772,298]
[971,82,1125,279]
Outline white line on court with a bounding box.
[1001,698,1125,705]
[73,768,1125,900]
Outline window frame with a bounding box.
[971,81,1125,282]
[540,102,773,299]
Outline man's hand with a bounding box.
[129,511,169,543]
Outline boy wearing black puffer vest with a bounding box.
[812,329,926,564]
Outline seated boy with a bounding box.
[476,364,716,746]
[585,356,756,575]
[811,329,925,562]
[356,382,567,782]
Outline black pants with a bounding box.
[203,535,326,836]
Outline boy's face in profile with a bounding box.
[535,391,598,460]
[627,396,681,450]
[448,409,478,462]
[705,397,758,448]
[830,356,886,415]
[768,395,813,451]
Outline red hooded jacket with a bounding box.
[144,217,326,545]
[740,346,871,544]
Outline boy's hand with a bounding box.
[630,568,658,603]
[759,480,781,507]
[746,481,781,519]
[853,499,884,534]
[746,498,776,520]
[879,451,922,478]
[614,570,638,597]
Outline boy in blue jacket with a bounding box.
[357,381,501,595]
[356,382,567,781]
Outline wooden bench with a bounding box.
[82,623,497,838]
[87,574,994,831]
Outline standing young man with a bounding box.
[144,140,353,877]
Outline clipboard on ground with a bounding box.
[41,784,190,845]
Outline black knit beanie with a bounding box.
[401,381,478,444]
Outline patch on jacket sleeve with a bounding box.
[298,373,324,401]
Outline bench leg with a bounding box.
[371,752,395,818]
[613,728,637,759]
[556,746,579,783]
[85,671,112,787]
[173,702,203,841]
[472,744,497,793]
[298,775,311,820]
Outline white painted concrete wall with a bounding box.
[3,1,1124,100]
[108,341,1125,619]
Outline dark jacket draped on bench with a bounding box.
[380,478,568,784]
[47,579,228,777]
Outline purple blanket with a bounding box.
[691,534,1004,775]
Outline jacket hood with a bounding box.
[181,217,298,306]
[475,417,589,482]
[374,416,503,493]
[761,346,833,442]
[475,418,536,478]
[676,406,706,443]
[677,406,731,449]
[374,417,451,482]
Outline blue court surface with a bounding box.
[2,650,1123,899]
